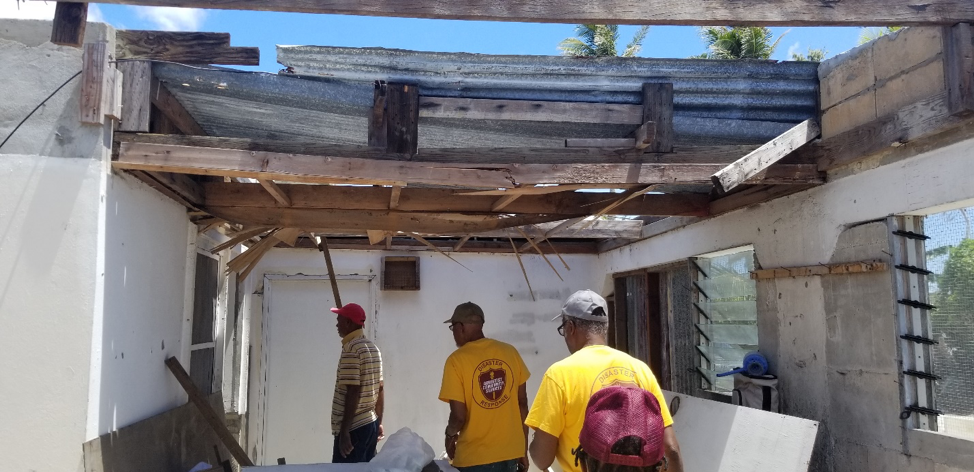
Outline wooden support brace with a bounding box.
[633,121,657,150]
[389,184,403,209]
[642,83,673,153]
[491,194,522,211]
[51,2,88,47]
[453,235,472,252]
[81,42,110,124]
[258,179,291,206]
[312,234,343,307]
[385,83,420,155]
[750,261,889,280]
[368,82,388,149]
[510,237,536,302]
[712,119,820,194]
[565,138,636,148]
[517,228,563,281]
[408,232,473,271]
[164,357,254,467]
[944,22,974,116]
[118,60,152,132]
[150,79,206,135]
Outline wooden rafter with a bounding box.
[510,237,535,302]
[408,232,472,271]
[712,119,820,193]
[116,30,259,65]
[389,184,403,209]
[72,0,974,26]
[51,2,87,47]
[294,236,598,254]
[201,182,711,216]
[418,97,642,124]
[257,179,291,206]
[517,228,563,281]
[491,194,522,212]
[114,142,821,187]
[150,80,206,135]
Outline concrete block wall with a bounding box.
[819,27,946,139]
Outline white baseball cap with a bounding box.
[552,289,609,322]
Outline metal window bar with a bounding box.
[889,216,938,430]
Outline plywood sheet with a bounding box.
[662,391,819,472]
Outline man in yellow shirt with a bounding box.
[439,302,530,472]
[525,290,684,472]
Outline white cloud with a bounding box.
[131,6,207,31]
[786,42,801,59]
[0,0,55,20]
[87,4,104,23]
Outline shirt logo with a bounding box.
[590,366,640,395]
[472,359,513,409]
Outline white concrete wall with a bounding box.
[598,137,974,472]
[0,19,194,471]
[240,248,602,461]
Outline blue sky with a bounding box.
[4,2,866,72]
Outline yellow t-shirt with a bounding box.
[439,338,531,467]
[524,345,673,472]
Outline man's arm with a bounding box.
[339,384,363,457]
[517,384,529,470]
[375,381,385,440]
[445,400,467,459]
[663,427,684,472]
[528,429,558,470]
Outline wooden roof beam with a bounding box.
[67,1,974,26]
[116,30,259,65]
[712,119,820,194]
[51,2,87,47]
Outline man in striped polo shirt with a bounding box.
[331,302,384,463]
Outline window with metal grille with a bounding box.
[382,256,420,291]
[691,247,758,394]
[922,206,974,441]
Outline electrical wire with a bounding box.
[0,70,82,151]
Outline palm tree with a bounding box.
[559,24,650,57]
[859,26,903,45]
[696,27,785,60]
[792,48,828,62]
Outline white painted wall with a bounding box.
[0,19,194,471]
[598,137,974,472]
[240,248,602,463]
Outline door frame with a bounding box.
[254,273,377,464]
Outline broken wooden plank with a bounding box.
[419,97,643,124]
[164,357,254,467]
[201,182,711,217]
[51,2,87,47]
[257,179,291,207]
[80,42,109,124]
[312,234,343,306]
[510,237,535,302]
[297,236,598,254]
[642,83,673,153]
[517,228,562,281]
[210,226,272,254]
[944,23,974,116]
[386,83,419,154]
[453,235,472,252]
[116,30,259,65]
[150,79,206,135]
[78,0,974,26]
[634,121,657,150]
[750,261,889,280]
[389,184,403,209]
[115,142,820,187]
[367,230,388,245]
[491,194,522,212]
[409,232,472,271]
[565,138,637,148]
[712,119,820,193]
[482,219,641,239]
[114,132,764,165]
[117,60,152,132]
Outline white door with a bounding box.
[261,276,374,465]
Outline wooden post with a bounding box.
[314,234,343,307]
[385,83,420,155]
[944,23,974,116]
[164,357,254,467]
[80,42,109,124]
[51,2,88,47]
[642,83,674,153]
[368,81,388,148]
[117,60,152,132]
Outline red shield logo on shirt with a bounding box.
[478,368,507,401]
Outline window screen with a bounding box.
[692,248,758,394]
[924,206,974,441]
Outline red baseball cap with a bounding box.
[578,386,666,467]
[331,303,366,326]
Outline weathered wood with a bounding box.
[313,235,343,306]
[150,80,206,135]
[634,121,657,150]
[367,230,388,245]
[709,184,816,215]
[294,236,599,254]
[210,226,272,254]
[201,182,712,216]
[116,30,260,65]
[491,194,521,212]
[257,179,291,206]
[480,219,641,239]
[69,0,974,26]
[118,61,152,132]
[565,138,636,148]
[51,2,87,47]
[517,228,562,281]
[750,261,889,280]
[806,91,972,171]
[453,235,471,251]
[368,82,388,148]
[389,185,403,209]
[409,232,472,271]
[114,132,765,165]
[116,142,820,187]
[386,83,419,154]
[81,42,109,124]
[642,83,673,153]
[204,207,566,235]
[164,357,254,467]
[419,97,642,124]
[509,237,535,301]
[126,170,200,209]
[944,23,974,116]
[712,119,820,193]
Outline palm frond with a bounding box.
[622,25,650,57]
[558,37,596,57]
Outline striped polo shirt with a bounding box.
[331,329,383,434]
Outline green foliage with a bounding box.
[792,48,828,62]
[559,25,650,57]
[934,239,974,316]
[858,26,903,45]
[695,26,785,60]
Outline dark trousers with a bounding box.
[457,459,518,472]
[332,420,379,463]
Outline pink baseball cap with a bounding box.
[331,303,366,326]
[578,386,666,467]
